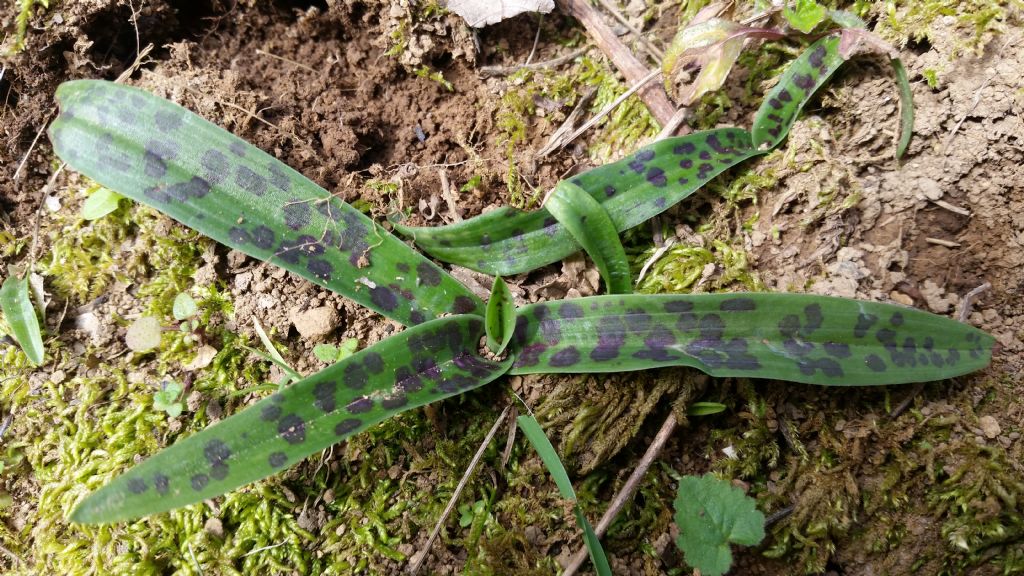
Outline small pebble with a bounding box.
[979,415,1001,439]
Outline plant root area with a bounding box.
[1,1,1022,574]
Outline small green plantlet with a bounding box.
[45,31,991,572]
[313,338,359,363]
[80,186,124,220]
[688,401,727,416]
[0,270,44,365]
[172,292,198,321]
[674,473,766,576]
[152,380,184,418]
[458,500,487,528]
[784,0,827,33]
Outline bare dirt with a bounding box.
[1,1,1022,575]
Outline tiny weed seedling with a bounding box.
[44,24,993,572]
[152,380,184,419]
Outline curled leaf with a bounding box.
[544,181,631,294]
[485,276,516,355]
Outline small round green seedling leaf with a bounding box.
[125,316,162,352]
[70,315,512,524]
[485,276,516,355]
[674,473,765,576]
[507,293,994,386]
[0,273,45,365]
[398,128,762,276]
[81,187,124,220]
[49,80,483,326]
[313,343,339,363]
[172,292,198,321]
[544,181,632,294]
[153,380,184,418]
[752,36,844,150]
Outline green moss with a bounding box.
[5,0,49,54]
[871,0,1014,57]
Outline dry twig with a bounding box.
[557,0,676,125]
[562,412,679,576]
[409,405,511,574]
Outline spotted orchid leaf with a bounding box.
[544,181,631,294]
[485,276,516,354]
[752,35,844,150]
[0,272,45,365]
[48,80,483,326]
[71,315,512,523]
[506,293,993,385]
[396,128,762,276]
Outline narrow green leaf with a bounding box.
[752,36,844,150]
[71,315,511,524]
[49,80,482,326]
[0,273,44,365]
[251,318,300,384]
[674,473,765,576]
[545,181,632,294]
[397,128,761,276]
[507,293,994,386]
[892,58,914,159]
[688,402,727,416]
[80,187,123,220]
[517,415,611,576]
[485,276,516,354]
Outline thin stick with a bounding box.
[562,412,678,576]
[524,14,543,65]
[256,48,317,74]
[653,106,691,139]
[596,0,664,61]
[28,163,67,270]
[925,237,960,248]
[13,111,53,180]
[556,68,662,150]
[941,75,995,157]
[478,46,590,78]
[557,0,676,125]
[409,405,511,574]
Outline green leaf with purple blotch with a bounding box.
[544,181,631,294]
[395,128,762,276]
[48,80,483,326]
[70,315,511,524]
[506,293,993,386]
[752,35,845,150]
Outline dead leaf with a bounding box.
[447,0,554,28]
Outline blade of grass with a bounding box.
[516,415,611,576]
[892,58,914,159]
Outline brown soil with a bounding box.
[2,1,1022,575]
